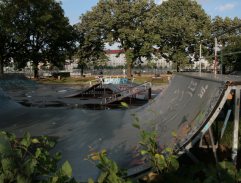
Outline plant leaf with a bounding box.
[31,138,40,144]
[88,178,95,183]
[0,134,12,156]
[60,161,72,177]
[120,102,129,108]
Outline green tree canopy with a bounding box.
[78,0,159,77]
[75,8,108,76]
[221,37,241,73]
[0,0,76,77]
[0,0,18,76]
[156,0,211,71]
[211,16,241,73]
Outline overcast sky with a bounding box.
[60,0,241,25]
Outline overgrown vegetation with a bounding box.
[132,121,179,175]
[1,126,241,183]
[0,131,76,183]
[161,161,241,183]
[88,150,131,183]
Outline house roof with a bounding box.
[105,50,124,54]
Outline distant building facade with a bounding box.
[105,49,172,69]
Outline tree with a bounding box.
[156,0,211,72]
[106,0,159,77]
[0,0,18,76]
[0,0,76,78]
[221,37,241,73]
[76,10,107,77]
[79,0,159,77]
[212,16,241,73]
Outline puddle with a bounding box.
[18,100,146,110]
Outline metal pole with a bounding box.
[232,87,240,165]
[221,47,223,75]
[214,37,218,74]
[209,128,218,163]
[199,44,202,74]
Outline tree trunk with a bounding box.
[33,62,39,79]
[222,64,226,74]
[0,59,4,77]
[81,65,84,77]
[127,62,132,78]
[176,62,180,72]
[124,49,133,78]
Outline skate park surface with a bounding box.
[0,73,241,181]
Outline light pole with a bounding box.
[214,37,218,74]
[199,44,202,74]
[220,43,223,75]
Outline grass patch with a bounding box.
[37,74,171,85]
[214,117,241,149]
[133,75,171,85]
[38,76,96,85]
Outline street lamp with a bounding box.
[214,37,218,74]
[199,44,202,74]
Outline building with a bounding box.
[105,49,172,69]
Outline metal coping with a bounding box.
[177,72,241,86]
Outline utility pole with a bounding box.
[214,37,218,74]
[199,44,202,74]
[221,45,223,75]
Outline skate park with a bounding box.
[1,72,241,181]
[1,0,241,182]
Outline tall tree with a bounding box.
[106,0,159,77]
[221,36,241,73]
[212,16,241,73]
[0,0,76,78]
[0,0,18,76]
[79,0,159,77]
[156,0,211,72]
[76,10,107,77]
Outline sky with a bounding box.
[60,0,241,25]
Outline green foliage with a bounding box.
[222,36,241,72]
[80,0,159,77]
[163,161,241,183]
[212,16,241,73]
[0,0,18,75]
[120,102,129,109]
[132,120,179,174]
[75,10,108,76]
[156,0,211,71]
[0,0,76,77]
[88,150,132,183]
[0,131,77,183]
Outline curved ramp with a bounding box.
[0,73,241,181]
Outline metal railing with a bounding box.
[102,82,152,104]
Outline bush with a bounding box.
[0,131,77,183]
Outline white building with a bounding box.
[105,49,172,69]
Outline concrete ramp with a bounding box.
[135,73,226,150]
[0,73,241,181]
